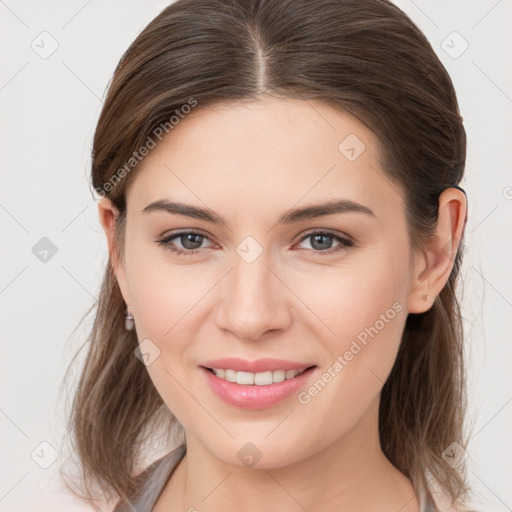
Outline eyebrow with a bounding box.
[141,198,375,225]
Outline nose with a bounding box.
[215,249,292,342]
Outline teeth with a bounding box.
[211,367,308,385]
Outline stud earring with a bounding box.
[125,304,135,331]
[422,266,430,301]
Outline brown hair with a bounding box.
[61,0,471,507]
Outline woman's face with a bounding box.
[107,97,425,467]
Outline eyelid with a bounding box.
[158,227,211,238]
[295,228,353,243]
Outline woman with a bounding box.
[62,0,476,510]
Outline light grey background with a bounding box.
[1,1,511,510]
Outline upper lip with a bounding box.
[200,358,316,373]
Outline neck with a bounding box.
[156,397,420,511]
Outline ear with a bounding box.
[407,187,468,314]
[97,197,132,306]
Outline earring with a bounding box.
[125,304,135,331]
[422,266,430,301]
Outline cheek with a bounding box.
[293,285,407,445]
[290,246,408,345]
[124,243,216,406]
[125,234,208,339]
[292,248,409,405]
[125,252,207,419]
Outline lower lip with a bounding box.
[200,366,317,409]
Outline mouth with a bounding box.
[199,364,319,409]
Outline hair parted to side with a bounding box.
[60,0,471,507]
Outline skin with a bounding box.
[98,96,467,511]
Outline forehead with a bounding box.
[126,97,404,222]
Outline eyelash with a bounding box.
[156,229,354,257]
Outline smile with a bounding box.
[200,365,318,409]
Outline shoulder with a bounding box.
[112,443,186,512]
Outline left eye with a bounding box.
[295,231,353,253]
[157,230,353,256]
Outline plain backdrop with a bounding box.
[1,1,511,510]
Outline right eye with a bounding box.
[157,230,215,256]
